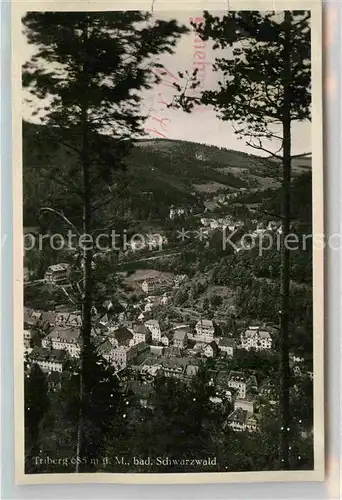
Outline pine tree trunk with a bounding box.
[279,10,292,470]
[76,17,93,473]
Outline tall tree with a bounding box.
[172,10,311,468]
[23,11,187,470]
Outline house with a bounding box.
[66,313,82,328]
[240,326,272,351]
[112,326,134,348]
[195,319,215,343]
[227,371,257,399]
[246,413,260,432]
[218,338,235,357]
[132,323,152,345]
[161,358,188,379]
[140,357,163,380]
[141,278,162,294]
[55,312,71,327]
[98,339,149,373]
[144,319,161,342]
[169,206,186,219]
[173,329,188,349]
[203,340,219,358]
[24,309,54,332]
[30,347,67,373]
[227,408,248,432]
[24,329,32,349]
[125,269,173,295]
[24,308,39,328]
[234,394,256,414]
[163,346,182,357]
[226,408,260,433]
[44,263,71,284]
[42,327,81,358]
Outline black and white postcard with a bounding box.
[12,0,324,484]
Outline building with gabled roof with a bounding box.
[144,319,161,342]
[30,346,67,373]
[132,322,152,345]
[240,326,272,351]
[218,338,235,357]
[194,319,216,343]
[44,263,71,284]
[173,330,188,349]
[41,327,81,358]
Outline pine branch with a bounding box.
[246,137,283,159]
[39,207,80,235]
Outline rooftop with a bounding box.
[133,323,149,335]
[196,319,214,328]
[45,327,80,343]
[228,371,248,383]
[30,347,67,363]
[144,319,160,327]
[46,263,70,273]
[227,407,248,424]
[114,326,133,347]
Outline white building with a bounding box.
[144,319,161,342]
[169,206,186,219]
[97,338,149,373]
[42,327,81,358]
[132,323,152,345]
[173,330,188,349]
[218,338,235,357]
[44,263,71,284]
[194,319,215,343]
[227,371,257,400]
[30,347,66,373]
[24,328,32,349]
[240,326,272,351]
[234,395,256,414]
[227,408,259,433]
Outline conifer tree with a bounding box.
[172,10,311,469]
[23,11,187,470]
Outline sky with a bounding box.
[22,10,311,157]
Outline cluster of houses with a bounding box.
[200,216,244,232]
[199,216,282,236]
[124,269,187,296]
[24,267,285,436]
[132,359,264,433]
[24,299,274,380]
